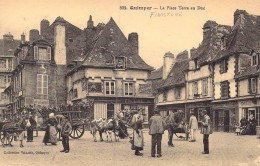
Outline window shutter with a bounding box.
[34,46,38,60]
[47,47,51,60]
[248,78,252,93]
[219,62,223,74]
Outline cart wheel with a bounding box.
[69,125,85,139]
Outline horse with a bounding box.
[90,118,119,142]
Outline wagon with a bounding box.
[0,121,23,147]
[56,111,86,139]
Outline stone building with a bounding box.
[0,33,21,116]
[212,10,260,132]
[66,17,154,124]
[188,21,231,131]
[153,51,189,118]
[151,9,260,133]
[11,16,85,112]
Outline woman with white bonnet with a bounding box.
[43,112,58,145]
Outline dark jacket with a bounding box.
[149,114,166,135]
[200,114,213,135]
[61,120,72,137]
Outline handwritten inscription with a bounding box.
[119,5,205,18]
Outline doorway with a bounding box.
[224,111,230,132]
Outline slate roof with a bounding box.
[148,67,162,80]
[156,51,189,90]
[0,35,20,57]
[213,10,260,62]
[191,21,231,65]
[79,18,153,71]
[41,17,84,65]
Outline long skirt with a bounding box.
[43,126,57,144]
[131,129,144,151]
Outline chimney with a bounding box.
[87,15,94,29]
[202,21,217,42]
[40,19,50,38]
[3,32,13,40]
[163,52,175,79]
[54,16,66,65]
[128,33,138,55]
[29,29,40,42]
[234,9,247,25]
[21,33,25,43]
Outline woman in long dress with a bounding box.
[43,113,58,145]
[131,109,144,156]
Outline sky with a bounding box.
[0,0,260,69]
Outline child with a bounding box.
[235,123,241,136]
[60,118,72,153]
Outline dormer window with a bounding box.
[34,46,51,61]
[251,52,260,66]
[221,36,227,50]
[69,38,73,42]
[194,58,199,69]
[252,54,257,65]
[115,57,127,69]
[220,58,228,74]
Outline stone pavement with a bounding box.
[0,130,259,166]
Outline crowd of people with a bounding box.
[130,109,213,157]
[0,107,258,157]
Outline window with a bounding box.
[175,88,181,99]
[220,58,228,74]
[8,75,11,83]
[8,59,12,70]
[105,81,115,95]
[163,91,167,101]
[248,77,257,94]
[252,54,257,66]
[0,59,6,69]
[202,78,208,95]
[124,82,134,96]
[0,75,4,87]
[194,58,199,69]
[192,81,199,97]
[220,81,230,98]
[34,46,51,60]
[37,74,48,95]
[73,89,78,98]
[115,57,126,69]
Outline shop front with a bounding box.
[185,101,212,126]
[212,100,238,132]
[84,96,154,126]
[157,103,185,118]
[238,98,260,135]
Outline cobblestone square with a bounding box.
[0,130,259,166]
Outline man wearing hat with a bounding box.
[149,109,166,157]
[60,116,72,153]
[199,110,212,154]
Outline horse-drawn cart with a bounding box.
[0,121,23,147]
[56,111,86,139]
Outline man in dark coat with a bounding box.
[199,110,212,154]
[60,118,72,153]
[27,114,36,142]
[166,110,183,147]
[149,110,166,158]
